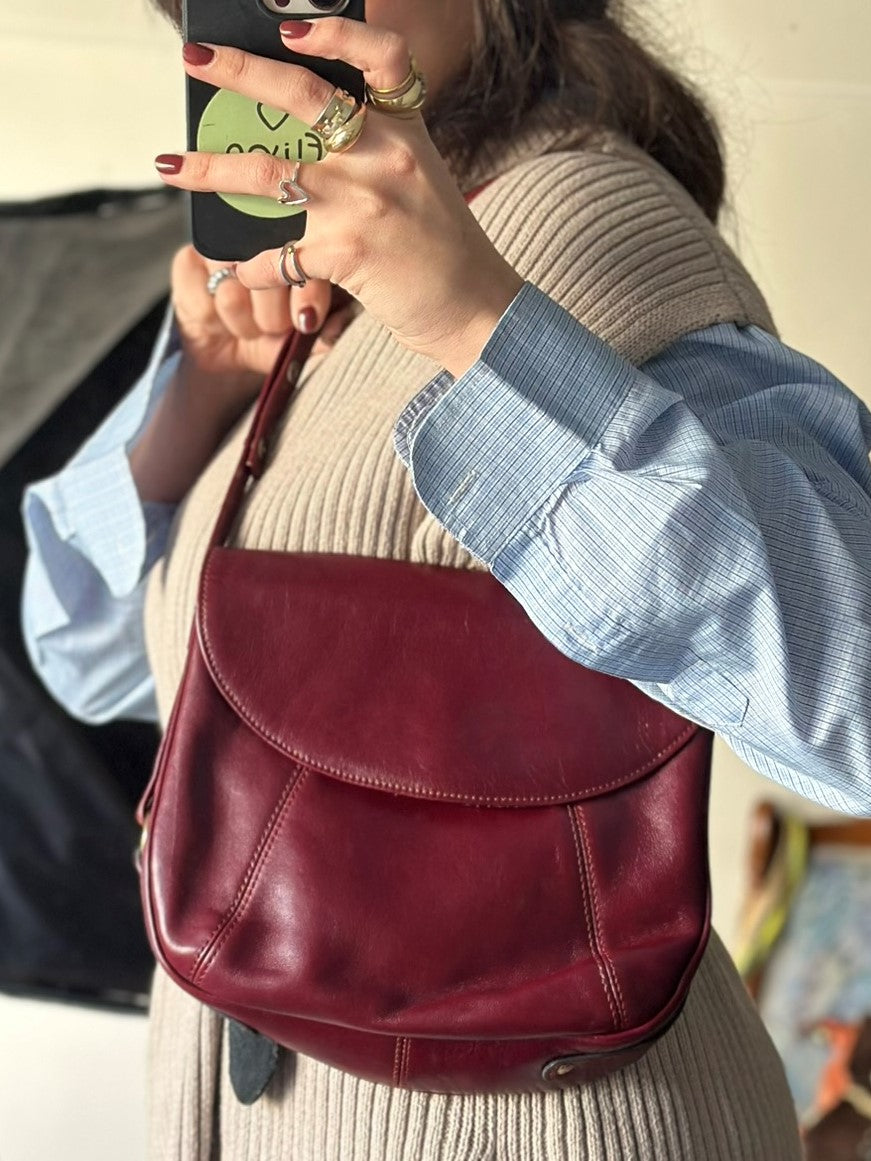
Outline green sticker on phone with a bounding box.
[197,88,325,218]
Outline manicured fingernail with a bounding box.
[182,42,215,66]
[155,154,184,175]
[280,21,313,39]
[297,307,318,334]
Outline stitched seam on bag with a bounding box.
[194,770,307,983]
[575,805,627,1029]
[401,1037,412,1087]
[566,806,619,1031]
[191,770,308,984]
[197,601,699,803]
[392,1038,404,1087]
[191,767,302,978]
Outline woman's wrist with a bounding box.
[437,269,524,379]
[176,354,262,425]
[416,248,523,378]
[130,357,260,504]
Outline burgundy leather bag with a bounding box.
[137,328,712,1094]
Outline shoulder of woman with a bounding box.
[472,137,711,240]
[472,139,776,358]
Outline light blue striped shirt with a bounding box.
[21,285,871,814]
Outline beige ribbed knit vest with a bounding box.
[144,118,774,722]
[143,114,801,1161]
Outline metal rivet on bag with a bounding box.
[542,1057,583,1084]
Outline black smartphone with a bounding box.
[183,0,366,261]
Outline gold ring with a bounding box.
[365,57,427,116]
[277,242,309,289]
[367,56,420,99]
[322,105,367,155]
[277,163,309,207]
[311,88,358,143]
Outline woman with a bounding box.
[21,0,871,1156]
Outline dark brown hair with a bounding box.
[151,0,725,221]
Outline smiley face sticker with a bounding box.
[197,89,325,219]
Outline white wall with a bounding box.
[0,0,184,199]
[0,1,868,1158]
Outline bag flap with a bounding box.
[197,549,699,806]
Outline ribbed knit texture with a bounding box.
[143,110,797,1159]
[148,933,800,1160]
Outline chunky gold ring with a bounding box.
[322,105,368,155]
[277,163,309,207]
[365,57,427,116]
[366,56,420,99]
[311,88,358,143]
[277,242,309,289]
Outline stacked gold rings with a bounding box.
[308,58,427,155]
[365,56,427,116]
[311,87,368,155]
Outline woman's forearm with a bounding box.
[129,358,260,505]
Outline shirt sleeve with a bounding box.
[396,283,871,816]
[20,308,181,725]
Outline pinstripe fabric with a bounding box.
[20,307,179,722]
[397,285,871,815]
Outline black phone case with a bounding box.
[183,0,366,261]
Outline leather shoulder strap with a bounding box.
[208,326,317,550]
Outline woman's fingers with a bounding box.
[157,154,336,290]
[278,19,413,93]
[291,279,333,334]
[156,150,307,199]
[182,22,414,120]
[172,244,217,317]
[205,264,262,341]
[234,240,325,292]
[249,286,293,336]
[182,41,336,125]
[175,248,257,340]
[178,248,292,341]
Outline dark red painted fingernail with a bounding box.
[182,42,215,66]
[280,21,313,39]
[155,154,184,175]
[297,307,318,334]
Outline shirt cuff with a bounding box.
[395,283,638,564]
[22,311,181,599]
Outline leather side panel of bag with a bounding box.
[140,553,712,1093]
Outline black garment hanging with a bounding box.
[0,187,184,1007]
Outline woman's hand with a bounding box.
[129,247,349,505]
[171,244,347,388]
[156,19,524,378]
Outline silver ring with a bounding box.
[278,163,310,207]
[277,242,308,289]
[206,266,237,296]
